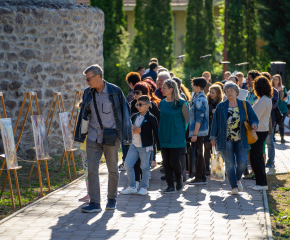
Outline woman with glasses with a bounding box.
[159,80,189,193]
[210,82,258,195]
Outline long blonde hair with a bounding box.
[164,79,182,105]
[272,74,284,100]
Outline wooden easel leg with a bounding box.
[34,167,38,180]
[0,159,6,178]
[65,151,72,182]
[14,169,22,208]
[70,152,77,179]
[7,170,15,211]
[59,151,65,170]
[1,174,8,194]
[28,155,37,181]
[37,161,43,197]
[44,161,51,193]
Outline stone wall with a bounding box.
[0,1,104,158]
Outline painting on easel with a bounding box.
[59,112,73,151]
[0,119,18,169]
[31,115,50,160]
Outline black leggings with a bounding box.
[250,131,268,186]
[134,158,142,182]
[278,113,287,138]
[161,147,183,187]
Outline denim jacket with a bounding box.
[189,91,209,137]
[210,99,259,151]
[74,81,132,145]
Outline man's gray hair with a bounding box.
[157,71,170,81]
[83,64,103,79]
[224,82,240,95]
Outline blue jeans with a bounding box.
[124,144,151,188]
[266,133,275,164]
[220,140,248,189]
[121,143,129,163]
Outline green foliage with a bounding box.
[185,0,207,71]
[257,0,290,87]
[131,0,174,70]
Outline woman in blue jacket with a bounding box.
[210,82,259,195]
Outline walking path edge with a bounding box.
[263,190,273,240]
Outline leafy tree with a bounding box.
[227,0,245,65]
[257,0,290,85]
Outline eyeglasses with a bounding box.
[135,103,147,107]
[225,89,235,94]
[133,91,142,95]
[86,75,97,82]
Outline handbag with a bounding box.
[210,147,225,181]
[92,90,116,146]
[243,101,258,144]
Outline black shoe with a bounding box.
[281,138,286,143]
[161,175,166,180]
[176,179,183,191]
[163,186,175,194]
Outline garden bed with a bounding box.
[267,173,290,239]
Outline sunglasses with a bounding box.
[86,75,97,82]
[135,103,147,107]
[133,91,142,95]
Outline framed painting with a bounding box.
[0,118,18,169]
[59,112,73,151]
[31,115,50,160]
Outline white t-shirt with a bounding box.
[132,115,145,147]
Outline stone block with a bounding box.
[7,52,18,61]
[20,49,36,60]
[24,78,43,88]
[30,64,43,74]
[9,81,22,90]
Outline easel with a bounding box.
[13,92,51,197]
[59,91,83,181]
[0,92,22,211]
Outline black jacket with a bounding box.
[130,99,160,123]
[131,111,161,151]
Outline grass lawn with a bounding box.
[267,173,290,239]
[0,151,122,221]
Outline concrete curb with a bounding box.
[0,174,85,226]
[263,190,273,240]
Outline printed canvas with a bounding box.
[59,112,73,151]
[31,115,50,160]
[0,118,18,169]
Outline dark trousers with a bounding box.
[278,113,287,138]
[195,137,206,180]
[250,131,268,186]
[204,142,212,172]
[134,158,142,181]
[161,147,183,187]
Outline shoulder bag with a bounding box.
[243,101,258,144]
[92,90,117,146]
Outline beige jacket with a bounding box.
[252,96,272,132]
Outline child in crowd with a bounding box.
[187,77,209,185]
[204,85,223,175]
[121,95,160,195]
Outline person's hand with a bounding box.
[211,140,216,147]
[135,127,141,134]
[252,124,258,132]
[191,135,197,142]
[283,97,288,102]
[132,125,136,130]
[212,109,215,114]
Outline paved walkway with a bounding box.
[2,135,290,240]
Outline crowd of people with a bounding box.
[74,58,288,213]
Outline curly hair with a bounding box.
[126,72,141,86]
[207,85,223,104]
[143,80,161,106]
[247,70,261,81]
[134,82,149,96]
[253,76,273,99]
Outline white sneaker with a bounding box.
[138,188,148,195]
[237,181,243,192]
[249,184,256,189]
[120,186,137,194]
[136,181,139,190]
[252,185,268,191]
[231,188,239,195]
